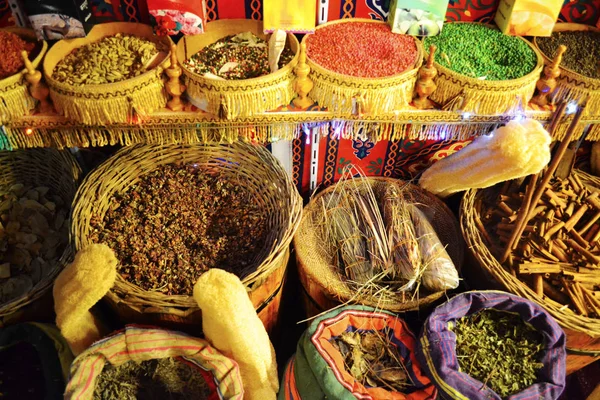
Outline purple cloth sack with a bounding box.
[417,291,566,400]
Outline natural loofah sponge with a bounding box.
[53,244,117,355]
[419,119,551,198]
[194,269,278,400]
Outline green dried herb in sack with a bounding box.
[450,309,544,397]
[537,31,600,79]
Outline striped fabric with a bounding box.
[417,291,566,400]
[64,325,244,400]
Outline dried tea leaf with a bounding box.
[5,221,19,235]
[54,210,66,231]
[25,189,39,201]
[9,247,31,267]
[35,186,50,197]
[0,262,10,278]
[44,202,56,212]
[28,213,50,236]
[9,184,25,196]
[0,275,32,303]
[15,232,37,245]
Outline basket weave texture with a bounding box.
[43,22,172,125]
[71,142,302,329]
[177,19,299,119]
[295,177,464,313]
[0,149,81,321]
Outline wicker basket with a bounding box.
[461,170,600,375]
[303,18,423,115]
[71,142,302,335]
[177,19,299,119]
[295,177,464,317]
[0,149,81,326]
[43,22,172,125]
[426,22,544,115]
[0,27,47,125]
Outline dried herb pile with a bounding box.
[90,164,267,296]
[330,330,412,392]
[537,30,600,79]
[0,341,46,399]
[93,357,211,400]
[451,309,544,397]
[0,184,69,305]
[185,32,294,80]
[0,31,35,79]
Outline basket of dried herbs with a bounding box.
[0,27,47,125]
[295,171,463,317]
[43,22,172,125]
[279,305,436,400]
[176,19,299,119]
[65,325,244,400]
[423,22,543,114]
[418,291,566,400]
[0,148,81,326]
[303,18,422,115]
[71,142,302,335]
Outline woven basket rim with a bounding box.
[303,18,424,82]
[177,19,300,88]
[43,22,172,93]
[533,22,600,85]
[0,27,48,87]
[424,21,544,86]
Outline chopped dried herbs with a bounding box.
[90,163,268,296]
[537,30,600,79]
[330,330,413,392]
[450,309,545,397]
[185,32,295,80]
[0,183,69,305]
[93,357,211,400]
[0,341,46,399]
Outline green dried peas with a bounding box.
[52,33,163,85]
[424,23,538,81]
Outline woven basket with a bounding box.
[71,143,302,335]
[426,22,543,115]
[177,19,299,119]
[295,177,464,317]
[0,149,81,326]
[461,169,600,375]
[0,27,47,125]
[533,23,600,119]
[43,22,172,125]
[303,18,423,115]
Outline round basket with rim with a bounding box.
[295,177,464,317]
[461,170,600,375]
[43,22,172,125]
[0,27,47,125]
[0,149,81,326]
[302,18,423,115]
[71,142,302,336]
[177,19,300,119]
[424,22,544,115]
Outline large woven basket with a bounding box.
[295,177,464,317]
[0,27,47,125]
[71,142,302,335]
[461,169,600,375]
[0,149,81,326]
[303,18,423,115]
[177,19,299,119]
[43,22,172,125]
[426,22,543,115]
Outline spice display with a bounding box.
[93,357,211,400]
[306,22,418,78]
[537,31,600,79]
[0,341,46,399]
[52,34,165,85]
[451,309,544,397]
[0,31,35,79]
[424,23,537,80]
[184,32,294,80]
[90,163,268,296]
[330,330,413,392]
[0,183,69,305]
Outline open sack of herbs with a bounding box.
[317,174,460,304]
[184,30,295,80]
[90,164,270,296]
[537,29,600,79]
[0,183,69,306]
[0,30,38,80]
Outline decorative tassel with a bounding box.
[0,83,36,124]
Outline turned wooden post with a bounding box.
[293,42,314,109]
[165,44,186,112]
[413,45,438,110]
[531,45,567,108]
[21,50,52,114]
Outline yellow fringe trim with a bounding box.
[551,77,600,118]
[0,83,35,125]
